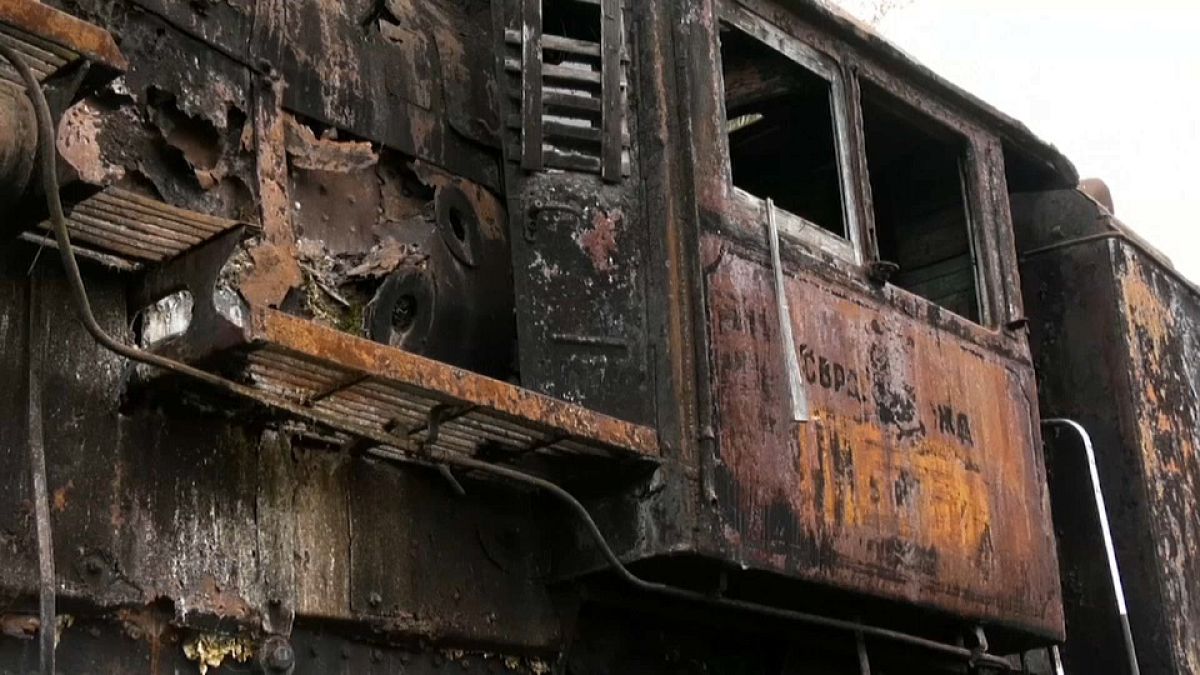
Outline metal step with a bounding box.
[224,309,659,465]
[0,0,126,87]
[21,187,246,272]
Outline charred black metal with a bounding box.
[24,276,53,675]
[1017,189,1200,674]
[5,0,1194,673]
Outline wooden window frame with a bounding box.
[719,4,865,265]
[852,71,1003,328]
[717,4,1010,330]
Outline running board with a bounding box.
[20,187,247,272]
[220,309,659,467]
[0,0,126,87]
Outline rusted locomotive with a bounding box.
[0,0,1195,673]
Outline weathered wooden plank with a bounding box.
[506,29,601,58]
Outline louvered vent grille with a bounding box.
[503,0,630,181]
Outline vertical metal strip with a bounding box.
[766,199,810,422]
[520,0,543,171]
[1051,645,1066,675]
[856,631,872,675]
[26,280,55,674]
[600,0,623,182]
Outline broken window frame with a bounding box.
[851,72,1001,328]
[717,4,865,265]
[714,5,1008,330]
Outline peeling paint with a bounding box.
[578,208,622,274]
[182,633,255,675]
[284,114,379,172]
[56,100,125,185]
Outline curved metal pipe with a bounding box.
[1,45,1013,672]
[1043,418,1140,675]
[372,446,1015,670]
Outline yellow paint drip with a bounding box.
[183,634,255,675]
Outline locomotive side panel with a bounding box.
[704,235,1062,636]
[669,0,1064,644]
[1112,244,1200,674]
[1018,189,1200,674]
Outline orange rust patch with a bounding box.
[240,80,303,308]
[579,209,622,274]
[52,480,74,513]
[706,236,1061,635]
[196,577,256,621]
[284,114,378,172]
[0,1,127,70]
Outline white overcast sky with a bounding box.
[829,0,1200,284]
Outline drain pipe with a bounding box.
[1042,418,1139,675]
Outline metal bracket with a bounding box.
[525,198,584,243]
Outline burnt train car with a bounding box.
[0,0,1193,672]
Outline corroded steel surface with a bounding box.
[0,0,1095,669]
[247,308,661,459]
[704,234,1062,636]
[1113,245,1200,673]
[1017,190,1200,674]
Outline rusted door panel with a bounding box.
[704,234,1062,637]
[511,174,653,426]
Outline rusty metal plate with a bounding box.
[1112,244,1200,673]
[239,309,659,463]
[704,235,1062,637]
[254,0,500,190]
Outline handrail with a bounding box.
[1043,418,1140,675]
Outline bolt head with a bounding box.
[267,643,295,670]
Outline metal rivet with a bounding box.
[266,642,296,672]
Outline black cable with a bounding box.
[374,448,1015,671]
[0,45,1013,672]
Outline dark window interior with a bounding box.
[539,1,605,158]
[543,0,600,42]
[719,25,846,237]
[862,82,981,322]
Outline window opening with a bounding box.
[543,0,600,42]
[720,24,847,238]
[861,81,982,322]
